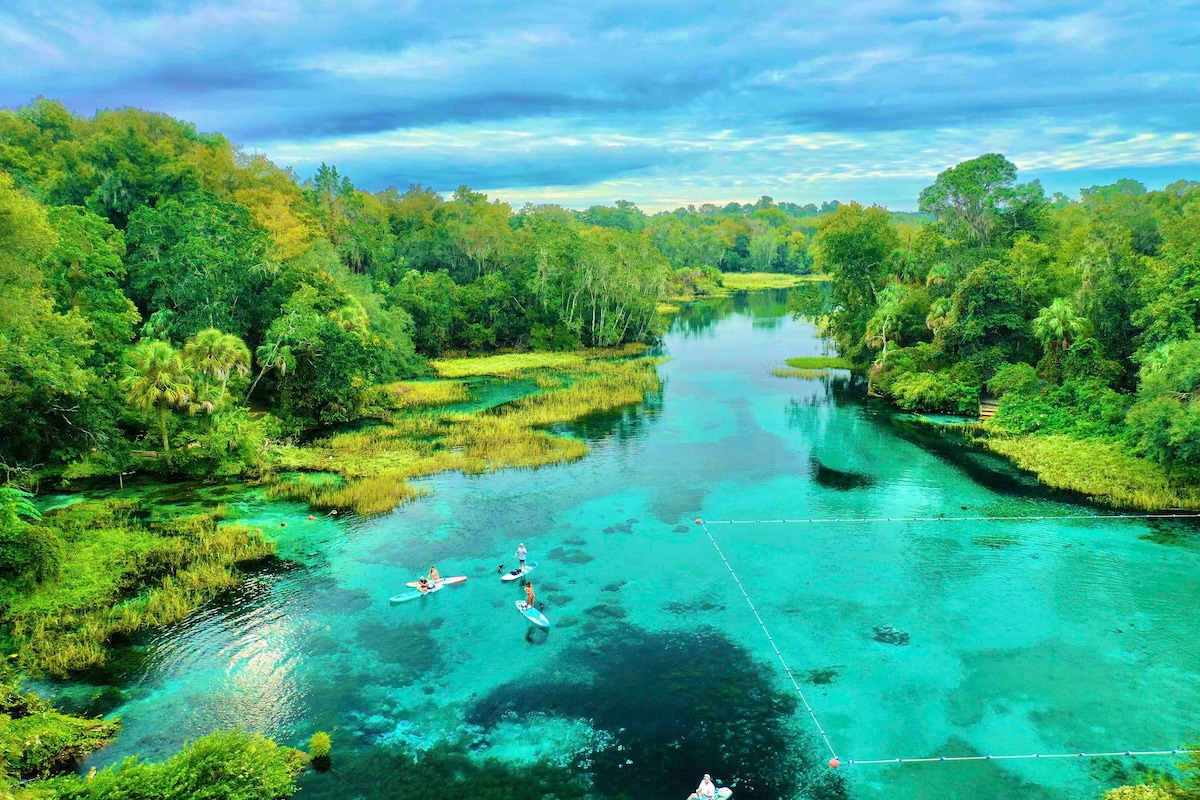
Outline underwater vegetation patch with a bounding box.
[802,667,843,685]
[809,458,876,491]
[663,598,727,615]
[872,624,911,646]
[546,546,594,565]
[972,534,1021,549]
[468,624,846,800]
[355,618,446,685]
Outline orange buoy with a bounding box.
[307,515,315,521]
[828,758,840,769]
[694,517,702,524]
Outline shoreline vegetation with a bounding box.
[266,345,661,516]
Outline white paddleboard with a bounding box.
[404,576,467,588]
[516,600,550,628]
[501,561,537,582]
[389,582,445,604]
[689,789,732,800]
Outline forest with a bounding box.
[800,154,1200,508]
[2,99,1199,798]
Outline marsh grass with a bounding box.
[982,434,1200,511]
[4,504,274,676]
[786,356,855,370]
[720,272,828,291]
[771,367,832,379]
[269,355,663,516]
[367,380,469,410]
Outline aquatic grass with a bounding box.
[431,345,648,378]
[2,503,275,676]
[981,434,1200,511]
[786,355,855,370]
[367,379,469,410]
[720,272,828,291]
[771,367,831,379]
[266,356,663,516]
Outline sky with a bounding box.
[2,0,1199,211]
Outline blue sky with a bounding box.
[2,0,1199,210]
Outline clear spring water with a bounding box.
[48,290,1200,799]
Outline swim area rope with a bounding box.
[692,516,1200,769]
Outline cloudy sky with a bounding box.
[3,0,1199,210]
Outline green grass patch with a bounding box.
[771,367,831,379]
[2,501,274,676]
[268,355,663,517]
[721,272,828,291]
[785,355,854,370]
[981,434,1200,511]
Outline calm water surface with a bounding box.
[59,291,1200,800]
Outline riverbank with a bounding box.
[979,433,1200,511]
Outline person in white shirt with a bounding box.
[692,774,716,800]
[516,543,527,572]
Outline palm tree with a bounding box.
[182,328,251,398]
[122,340,193,452]
[1032,298,1085,354]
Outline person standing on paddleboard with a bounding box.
[524,582,536,609]
[428,566,441,584]
[517,543,527,573]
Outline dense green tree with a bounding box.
[122,340,193,451]
[125,192,273,342]
[918,153,1018,246]
[1032,298,1086,353]
[1126,338,1200,467]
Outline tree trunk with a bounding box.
[158,407,170,452]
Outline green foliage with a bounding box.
[887,365,980,413]
[39,729,305,800]
[1104,784,1175,800]
[0,683,118,780]
[1127,338,1200,467]
[0,500,274,676]
[306,731,331,759]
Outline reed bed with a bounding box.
[982,434,1200,511]
[4,505,275,676]
[270,356,663,516]
[771,367,831,379]
[721,272,827,291]
[369,379,469,409]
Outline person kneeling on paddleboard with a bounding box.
[695,774,717,800]
[428,565,441,584]
[523,582,536,609]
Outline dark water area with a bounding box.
[41,288,1200,800]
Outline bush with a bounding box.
[1105,785,1175,800]
[306,731,331,759]
[40,729,305,800]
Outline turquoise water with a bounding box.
[51,290,1200,799]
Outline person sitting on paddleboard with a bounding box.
[417,576,431,592]
[428,566,441,584]
[694,774,716,800]
[523,582,536,609]
[517,543,527,572]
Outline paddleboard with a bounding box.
[389,583,445,604]
[501,561,537,582]
[404,576,467,588]
[689,790,732,800]
[516,600,550,628]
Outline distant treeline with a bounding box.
[0,99,900,476]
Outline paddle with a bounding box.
[496,556,514,573]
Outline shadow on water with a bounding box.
[468,623,847,800]
[810,457,876,490]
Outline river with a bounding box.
[52,289,1200,800]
